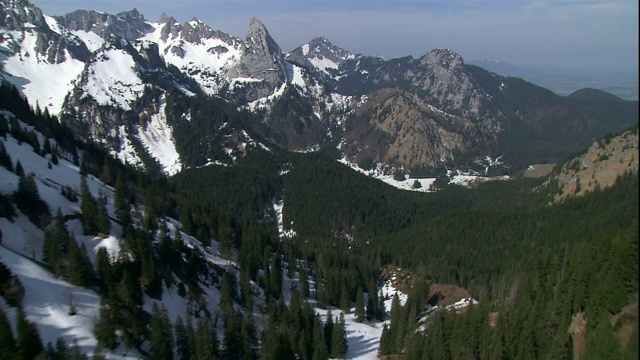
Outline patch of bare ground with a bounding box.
[379,265,424,295]
[489,311,499,329]
[612,301,638,350]
[427,283,473,307]
[568,312,587,360]
[522,163,556,178]
[543,129,639,203]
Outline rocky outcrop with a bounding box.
[227,17,288,102]
[544,129,639,202]
[341,88,486,171]
[1,0,90,62]
[54,8,151,41]
[286,36,356,79]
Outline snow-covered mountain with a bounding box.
[1,0,637,178]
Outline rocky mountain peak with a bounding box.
[181,17,211,43]
[226,17,288,101]
[55,8,151,41]
[307,36,354,60]
[421,48,464,70]
[1,0,47,31]
[156,13,181,42]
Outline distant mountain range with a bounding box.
[1,0,638,176]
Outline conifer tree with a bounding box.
[96,194,111,235]
[94,303,117,349]
[15,305,43,359]
[324,309,334,353]
[312,315,328,360]
[114,170,129,225]
[174,315,190,360]
[14,160,23,177]
[194,317,218,360]
[340,284,351,313]
[355,286,365,322]
[80,176,99,235]
[150,304,174,360]
[331,312,348,358]
[0,142,13,171]
[0,307,17,356]
[223,312,242,360]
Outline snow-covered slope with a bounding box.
[0,110,247,358]
[140,16,243,96]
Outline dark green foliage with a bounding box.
[355,286,365,322]
[174,315,190,360]
[149,304,174,360]
[80,176,110,235]
[0,261,25,306]
[0,193,16,220]
[13,172,50,228]
[0,307,17,357]
[194,317,219,360]
[0,141,13,171]
[16,305,44,359]
[330,312,347,358]
[93,303,118,350]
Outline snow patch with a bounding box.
[83,48,145,111]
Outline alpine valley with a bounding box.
[0,0,638,359]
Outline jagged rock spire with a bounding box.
[227,17,289,101]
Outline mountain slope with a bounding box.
[1,0,637,178]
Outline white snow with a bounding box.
[309,55,340,75]
[290,64,306,88]
[110,125,144,169]
[137,95,182,175]
[273,198,296,239]
[0,116,148,358]
[140,21,243,96]
[71,30,105,52]
[1,31,85,114]
[83,48,146,111]
[338,157,436,193]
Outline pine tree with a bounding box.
[355,286,365,322]
[114,170,129,225]
[94,303,117,349]
[80,176,99,235]
[0,307,17,357]
[174,315,191,360]
[0,142,13,171]
[223,312,242,360]
[331,312,347,358]
[340,284,351,314]
[324,309,334,354]
[15,305,43,359]
[312,315,328,360]
[194,317,218,360]
[149,304,174,360]
[96,194,111,235]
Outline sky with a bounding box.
[29,0,639,73]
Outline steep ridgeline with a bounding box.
[1,0,638,177]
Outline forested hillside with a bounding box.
[1,75,638,359]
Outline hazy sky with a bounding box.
[30,0,639,73]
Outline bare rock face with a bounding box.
[227,17,288,102]
[413,49,485,119]
[54,8,151,42]
[0,0,90,62]
[544,129,639,203]
[341,88,487,172]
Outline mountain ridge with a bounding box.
[1,0,637,177]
